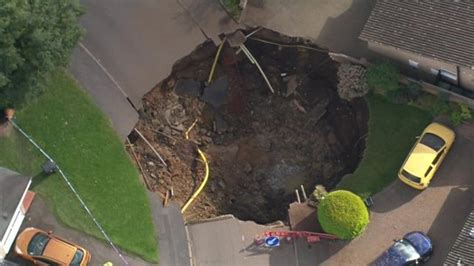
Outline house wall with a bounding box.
[0,180,31,259]
[368,42,474,92]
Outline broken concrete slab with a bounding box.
[202,76,229,108]
[226,30,247,47]
[178,0,244,45]
[288,202,321,232]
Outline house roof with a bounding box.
[0,168,31,238]
[359,1,474,68]
[445,206,474,265]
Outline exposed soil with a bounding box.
[129,31,368,224]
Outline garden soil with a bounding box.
[129,31,368,224]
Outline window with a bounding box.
[424,166,433,177]
[28,233,50,256]
[440,69,457,83]
[36,258,59,266]
[401,169,421,184]
[420,133,445,151]
[70,249,84,266]
[409,60,419,68]
[432,148,445,165]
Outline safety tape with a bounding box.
[11,120,130,265]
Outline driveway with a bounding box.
[242,0,376,58]
[296,122,474,265]
[11,195,151,265]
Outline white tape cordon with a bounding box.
[11,120,130,265]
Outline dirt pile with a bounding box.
[130,32,368,224]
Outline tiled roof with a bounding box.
[445,207,474,265]
[359,1,474,68]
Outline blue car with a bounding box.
[374,232,433,266]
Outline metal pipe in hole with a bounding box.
[300,185,307,200]
[295,189,301,203]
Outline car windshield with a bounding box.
[420,133,445,151]
[70,249,84,266]
[392,240,420,262]
[401,169,421,183]
[28,233,50,256]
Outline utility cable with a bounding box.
[181,120,210,214]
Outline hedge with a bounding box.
[318,190,369,239]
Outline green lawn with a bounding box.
[0,69,158,262]
[337,94,432,197]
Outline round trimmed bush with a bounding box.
[317,190,369,239]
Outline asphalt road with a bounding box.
[78,0,206,109]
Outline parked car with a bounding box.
[374,231,433,265]
[398,122,455,190]
[14,227,91,265]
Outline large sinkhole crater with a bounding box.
[132,31,368,224]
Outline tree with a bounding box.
[0,0,84,108]
[317,190,369,239]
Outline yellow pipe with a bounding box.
[181,120,211,213]
[207,38,226,84]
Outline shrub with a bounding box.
[460,104,473,120]
[451,111,463,126]
[366,62,400,93]
[450,103,472,126]
[430,95,450,116]
[318,190,369,239]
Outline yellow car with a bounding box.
[398,123,455,190]
[15,227,91,265]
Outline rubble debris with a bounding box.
[285,75,301,97]
[174,79,203,97]
[337,63,369,101]
[134,128,167,167]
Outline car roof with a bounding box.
[43,237,77,264]
[404,232,432,256]
[403,143,436,178]
[374,242,417,266]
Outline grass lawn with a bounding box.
[0,69,158,262]
[337,94,432,197]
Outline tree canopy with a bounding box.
[0,0,83,107]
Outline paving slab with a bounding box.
[69,47,138,141]
[148,193,190,266]
[186,216,296,266]
[241,0,375,57]
[79,0,207,108]
[178,0,243,44]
